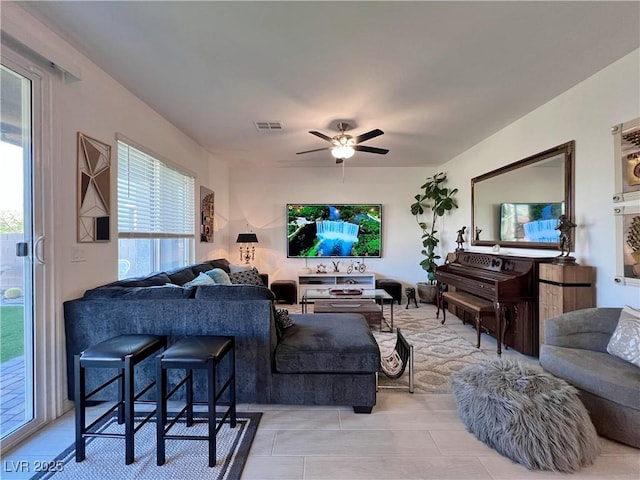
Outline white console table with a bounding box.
[298,272,375,301]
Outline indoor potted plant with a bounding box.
[410,172,458,303]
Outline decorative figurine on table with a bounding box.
[332,260,340,273]
[455,226,466,251]
[553,214,577,265]
[316,263,327,273]
[475,226,482,242]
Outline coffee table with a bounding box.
[302,288,395,332]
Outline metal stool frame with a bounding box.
[156,336,237,467]
[75,335,167,465]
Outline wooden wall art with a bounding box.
[200,186,215,243]
[77,132,111,242]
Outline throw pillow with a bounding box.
[229,267,264,286]
[204,268,232,285]
[607,306,640,367]
[183,272,216,288]
[229,264,254,273]
[275,308,295,340]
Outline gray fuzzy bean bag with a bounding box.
[451,359,600,472]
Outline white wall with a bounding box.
[230,50,640,308]
[229,165,441,288]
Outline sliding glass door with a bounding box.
[0,48,47,449]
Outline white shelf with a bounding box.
[298,272,375,301]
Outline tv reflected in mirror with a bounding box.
[287,204,382,257]
[500,202,564,242]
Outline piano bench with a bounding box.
[440,291,497,353]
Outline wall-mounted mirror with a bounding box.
[471,141,575,250]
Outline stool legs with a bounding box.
[157,336,236,468]
[208,358,216,467]
[74,355,86,462]
[156,359,167,466]
[74,334,165,465]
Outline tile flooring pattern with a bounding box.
[1,307,639,479]
[1,394,638,480]
[0,356,27,437]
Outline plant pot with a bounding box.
[416,282,437,304]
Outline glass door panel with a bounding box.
[0,64,34,437]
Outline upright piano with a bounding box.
[435,251,553,356]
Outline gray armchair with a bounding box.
[539,307,640,448]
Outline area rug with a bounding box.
[288,303,492,393]
[30,412,261,480]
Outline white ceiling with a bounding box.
[20,1,640,168]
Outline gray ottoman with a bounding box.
[451,359,600,473]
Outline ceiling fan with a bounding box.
[297,121,389,164]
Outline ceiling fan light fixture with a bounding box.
[331,145,355,159]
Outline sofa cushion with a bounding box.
[109,272,171,287]
[205,268,232,285]
[195,284,276,301]
[607,306,640,367]
[540,345,640,410]
[165,267,197,285]
[229,267,264,286]
[275,314,380,374]
[83,285,194,300]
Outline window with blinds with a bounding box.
[117,140,195,278]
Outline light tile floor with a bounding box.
[1,394,638,480]
[1,312,639,479]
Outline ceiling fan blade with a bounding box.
[296,147,330,155]
[309,131,333,142]
[355,129,384,144]
[354,145,389,155]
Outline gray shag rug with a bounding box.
[451,359,600,472]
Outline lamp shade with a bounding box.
[236,233,258,243]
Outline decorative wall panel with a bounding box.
[77,132,111,242]
[200,186,215,243]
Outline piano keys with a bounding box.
[435,251,553,356]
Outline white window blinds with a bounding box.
[117,141,195,237]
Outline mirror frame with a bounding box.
[471,140,575,250]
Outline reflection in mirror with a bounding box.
[471,141,574,250]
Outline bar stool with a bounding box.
[75,334,166,464]
[156,335,236,467]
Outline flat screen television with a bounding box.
[287,204,382,257]
[500,202,564,242]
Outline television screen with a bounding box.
[287,204,382,257]
[500,202,564,242]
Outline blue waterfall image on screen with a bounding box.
[315,220,359,256]
[524,219,559,242]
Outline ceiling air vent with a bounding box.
[254,121,283,132]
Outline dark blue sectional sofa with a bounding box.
[63,259,380,413]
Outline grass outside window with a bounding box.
[0,306,25,362]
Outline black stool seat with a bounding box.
[157,335,236,467]
[75,334,166,465]
[80,334,165,363]
[376,279,402,305]
[160,336,232,365]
